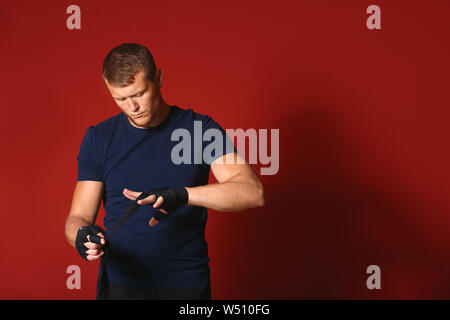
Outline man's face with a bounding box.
[105,70,162,129]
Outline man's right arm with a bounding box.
[65,181,104,248]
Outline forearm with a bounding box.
[186,174,265,212]
[65,215,91,248]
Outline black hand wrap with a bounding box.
[149,187,189,221]
[95,187,187,299]
[75,225,105,261]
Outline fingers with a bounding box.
[137,194,156,205]
[86,250,104,261]
[152,196,165,209]
[86,233,106,246]
[123,188,157,205]
[123,188,141,200]
[124,189,171,228]
[149,217,159,227]
[149,209,168,227]
[86,248,103,256]
[148,196,168,227]
[88,233,105,245]
[84,233,105,261]
[84,241,103,250]
[97,232,106,245]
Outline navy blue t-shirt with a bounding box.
[77,105,235,289]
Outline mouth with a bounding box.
[131,113,144,118]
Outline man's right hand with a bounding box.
[75,225,106,261]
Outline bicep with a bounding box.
[68,181,104,224]
[211,152,260,183]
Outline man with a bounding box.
[65,43,265,300]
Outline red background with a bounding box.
[1,0,450,299]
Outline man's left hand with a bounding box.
[123,187,189,227]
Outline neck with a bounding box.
[151,98,170,127]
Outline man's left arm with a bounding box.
[186,152,265,212]
[122,153,265,226]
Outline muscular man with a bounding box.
[65,43,265,300]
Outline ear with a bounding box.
[156,68,164,88]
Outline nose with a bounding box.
[126,97,139,112]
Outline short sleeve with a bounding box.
[202,116,237,166]
[77,126,103,181]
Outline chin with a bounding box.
[132,114,153,127]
